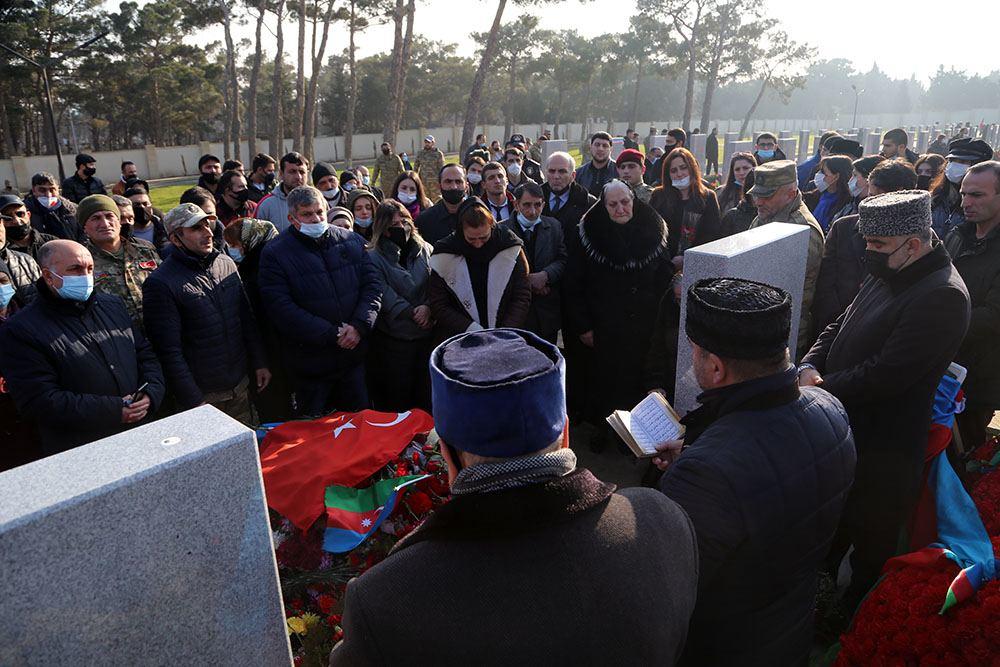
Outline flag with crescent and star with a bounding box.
[260,409,435,530]
[322,475,429,553]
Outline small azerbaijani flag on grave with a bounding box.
[322,475,429,553]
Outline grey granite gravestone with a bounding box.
[798,130,812,163]
[778,138,798,162]
[673,222,811,416]
[689,133,707,166]
[0,406,293,666]
[541,139,568,162]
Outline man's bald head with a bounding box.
[38,240,94,288]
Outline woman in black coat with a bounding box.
[649,147,722,270]
[565,180,674,445]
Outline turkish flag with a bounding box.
[260,409,434,530]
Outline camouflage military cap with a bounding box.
[747,160,797,198]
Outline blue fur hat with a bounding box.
[430,328,566,457]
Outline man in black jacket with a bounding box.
[541,151,597,240]
[656,278,855,666]
[945,161,1000,450]
[0,239,165,455]
[61,153,107,204]
[142,203,270,425]
[415,164,468,245]
[501,182,567,343]
[330,329,698,666]
[0,196,42,295]
[25,171,80,240]
[0,194,55,264]
[801,190,970,610]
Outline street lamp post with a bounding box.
[0,33,107,183]
[851,84,865,130]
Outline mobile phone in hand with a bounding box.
[125,382,150,407]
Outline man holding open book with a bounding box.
[655,277,856,667]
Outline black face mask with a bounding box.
[864,239,912,281]
[120,223,133,238]
[230,189,250,204]
[381,148,391,155]
[201,172,220,186]
[264,172,276,186]
[387,226,410,249]
[441,188,465,206]
[916,174,932,190]
[5,223,29,241]
[133,206,148,228]
[83,167,96,177]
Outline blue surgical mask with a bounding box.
[355,217,373,229]
[517,212,539,230]
[734,179,743,187]
[0,283,15,308]
[51,271,94,302]
[757,149,775,160]
[226,245,244,263]
[362,176,371,186]
[297,220,329,238]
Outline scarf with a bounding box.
[240,218,279,252]
[450,448,577,496]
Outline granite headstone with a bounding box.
[0,406,293,666]
[673,222,810,415]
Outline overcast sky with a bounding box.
[118,0,997,82]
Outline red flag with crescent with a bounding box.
[260,409,434,530]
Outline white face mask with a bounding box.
[506,163,522,178]
[672,176,691,189]
[297,219,329,238]
[322,188,339,200]
[946,162,970,185]
[848,176,862,197]
[397,191,417,205]
[38,195,60,209]
[813,172,829,193]
[467,172,482,185]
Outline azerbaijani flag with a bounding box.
[322,475,429,553]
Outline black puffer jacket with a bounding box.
[0,246,41,295]
[0,283,165,455]
[660,368,856,666]
[542,181,597,240]
[142,248,266,409]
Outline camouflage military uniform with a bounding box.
[528,142,543,164]
[414,147,445,202]
[372,151,405,192]
[87,237,161,327]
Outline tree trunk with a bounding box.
[344,0,358,167]
[553,89,564,140]
[293,0,306,153]
[270,0,286,158]
[459,0,508,156]
[682,43,696,132]
[391,0,416,144]
[222,70,233,159]
[699,62,720,135]
[247,1,265,158]
[503,53,516,141]
[382,0,404,144]
[629,61,642,130]
[221,0,240,160]
[0,83,16,157]
[303,0,335,162]
[738,77,770,138]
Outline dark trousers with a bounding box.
[956,403,995,452]
[705,156,719,175]
[367,330,432,412]
[292,364,369,418]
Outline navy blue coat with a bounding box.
[660,368,856,667]
[0,283,166,455]
[258,225,381,378]
[142,248,266,409]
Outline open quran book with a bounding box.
[606,392,685,459]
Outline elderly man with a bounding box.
[373,141,405,192]
[565,180,673,449]
[541,151,597,240]
[747,160,825,357]
[256,152,310,233]
[24,171,80,240]
[330,328,698,665]
[414,135,445,202]
[258,185,381,417]
[0,196,42,295]
[0,239,165,455]
[656,278,855,666]
[142,203,269,424]
[801,190,970,612]
[415,164,468,245]
[1,194,55,265]
[61,153,107,203]
[79,194,160,328]
[575,131,619,197]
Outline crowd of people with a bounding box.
[1,121,998,664]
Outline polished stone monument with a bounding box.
[674,222,811,415]
[0,406,292,666]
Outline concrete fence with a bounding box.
[4,107,999,192]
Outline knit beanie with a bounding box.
[616,149,646,172]
[77,194,119,225]
[312,162,337,185]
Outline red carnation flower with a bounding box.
[405,491,434,515]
